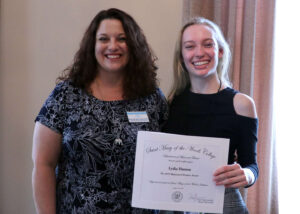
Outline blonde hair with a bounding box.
[168,17,232,102]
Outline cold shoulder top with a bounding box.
[163,87,259,185]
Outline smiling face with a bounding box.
[95,19,129,75]
[181,24,223,80]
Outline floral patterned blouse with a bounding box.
[35,81,168,213]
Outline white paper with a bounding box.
[132,131,229,213]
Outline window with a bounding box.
[274,1,300,213]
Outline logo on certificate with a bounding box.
[171,191,183,202]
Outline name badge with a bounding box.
[127,111,149,123]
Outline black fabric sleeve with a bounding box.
[236,115,259,187]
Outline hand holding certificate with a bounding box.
[132,131,229,213]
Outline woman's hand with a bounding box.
[213,163,254,188]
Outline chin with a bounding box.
[191,69,210,76]
[103,65,126,73]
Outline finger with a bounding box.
[215,174,248,187]
[213,164,240,176]
[224,178,249,188]
[214,166,243,182]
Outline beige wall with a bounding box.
[0,0,182,213]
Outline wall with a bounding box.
[0,0,182,213]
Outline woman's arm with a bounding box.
[32,122,62,214]
[213,93,258,188]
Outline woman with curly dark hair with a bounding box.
[32,8,168,213]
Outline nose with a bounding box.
[195,45,205,57]
[108,39,118,51]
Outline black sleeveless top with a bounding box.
[163,87,259,185]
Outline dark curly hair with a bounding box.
[58,8,158,100]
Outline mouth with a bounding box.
[105,54,122,59]
[192,60,209,66]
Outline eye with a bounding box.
[204,42,214,48]
[184,45,195,50]
[118,37,127,42]
[98,37,109,42]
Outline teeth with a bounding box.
[194,61,209,66]
[107,55,120,59]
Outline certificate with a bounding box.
[132,131,229,213]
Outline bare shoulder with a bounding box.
[233,93,257,118]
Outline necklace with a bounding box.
[92,84,125,146]
[109,102,124,146]
[114,137,123,146]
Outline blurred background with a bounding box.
[0,1,182,213]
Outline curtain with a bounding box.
[182,0,278,213]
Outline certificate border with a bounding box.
[132,131,229,213]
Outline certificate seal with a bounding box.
[172,191,183,202]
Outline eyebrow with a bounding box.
[96,33,126,37]
[183,38,214,44]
